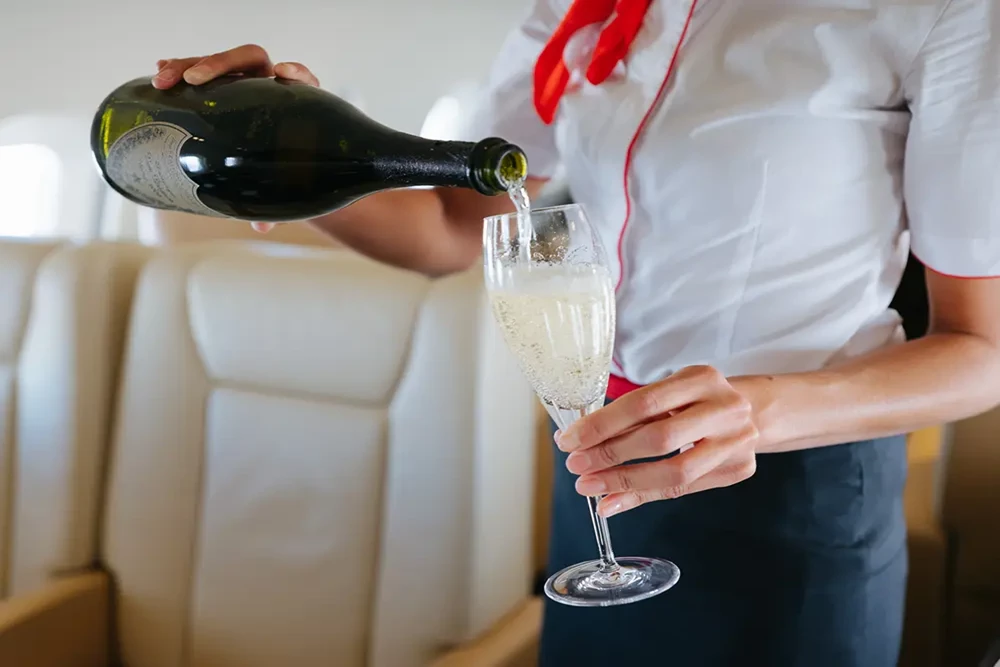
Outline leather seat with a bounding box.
[0,242,540,667]
[901,418,1000,667]
[940,413,1000,664]
[900,426,948,667]
[0,239,152,598]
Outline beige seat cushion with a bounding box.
[900,427,947,667]
[942,412,1000,664]
[0,239,152,598]
[102,243,536,667]
[0,239,63,597]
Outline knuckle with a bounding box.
[659,484,688,500]
[727,422,759,450]
[157,59,184,74]
[727,393,753,418]
[613,468,634,492]
[647,421,675,455]
[240,43,269,59]
[189,55,216,71]
[594,445,619,468]
[622,491,644,510]
[636,389,663,417]
[692,364,724,383]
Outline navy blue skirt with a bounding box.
[539,425,909,667]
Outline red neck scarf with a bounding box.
[534,0,654,125]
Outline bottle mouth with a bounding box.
[470,138,529,195]
[495,147,529,190]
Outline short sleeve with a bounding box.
[903,0,1000,277]
[461,1,562,180]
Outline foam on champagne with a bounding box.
[490,264,615,410]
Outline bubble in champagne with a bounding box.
[489,264,615,409]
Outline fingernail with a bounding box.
[153,72,173,88]
[565,451,591,474]
[600,497,626,517]
[185,66,209,84]
[556,431,576,452]
[576,477,607,496]
[553,429,562,443]
[152,70,172,85]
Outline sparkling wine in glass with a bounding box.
[484,199,680,607]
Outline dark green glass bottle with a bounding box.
[91,76,528,222]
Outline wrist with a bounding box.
[729,372,828,453]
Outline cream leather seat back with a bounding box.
[940,414,1000,663]
[0,239,152,598]
[103,244,537,667]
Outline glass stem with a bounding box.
[587,495,619,571]
[544,398,621,573]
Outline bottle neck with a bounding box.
[371,134,526,195]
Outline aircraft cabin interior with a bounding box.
[0,1,998,666]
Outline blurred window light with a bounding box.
[0,143,62,238]
[420,95,464,140]
[420,82,481,141]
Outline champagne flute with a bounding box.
[483,203,680,607]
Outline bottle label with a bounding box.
[105,121,223,218]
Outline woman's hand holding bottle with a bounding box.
[152,44,320,233]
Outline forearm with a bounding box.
[738,332,1000,453]
[310,177,547,277]
[310,188,482,277]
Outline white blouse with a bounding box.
[468,0,1000,385]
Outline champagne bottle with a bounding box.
[90,76,528,222]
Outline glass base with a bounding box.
[544,557,680,608]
